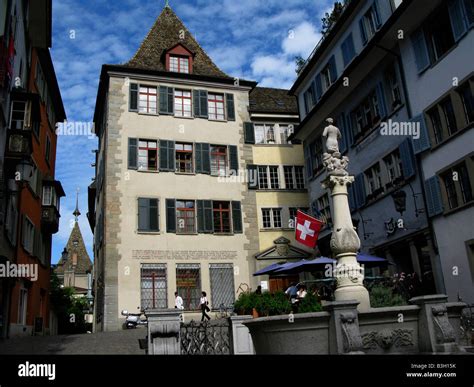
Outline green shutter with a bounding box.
[248,165,258,189]
[244,122,255,144]
[160,140,175,171]
[399,138,416,179]
[197,200,205,233]
[193,90,200,117]
[229,145,239,175]
[226,94,235,121]
[202,143,210,174]
[159,86,173,114]
[195,143,203,173]
[166,199,176,233]
[232,201,243,233]
[204,200,213,233]
[138,198,149,231]
[194,90,208,118]
[128,138,138,169]
[129,83,138,111]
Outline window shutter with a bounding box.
[345,114,354,147]
[359,19,368,45]
[411,29,430,73]
[204,200,213,233]
[373,0,382,28]
[399,138,416,179]
[229,145,239,175]
[376,82,388,118]
[194,90,208,118]
[248,165,258,189]
[226,94,235,121]
[232,201,243,233]
[448,0,468,41]
[129,83,138,111]
[310,81,317,104]
[166,199,176,233]
[304,144,313,180]
[328,55,338,84]
[128,138,138,169]
[341,34,355,67]
[138,198,149,231]
[424,176,444,217]
[348,184,356,212]
[354,173,367,209]
[159,86,173,114]
[197,200,205,233]
[244,122,255,144]
[315,74,323,101]
[193,90,200,117]
[337,114,348,154]
[196,143,210,174]
[160,140,175,171]
[195,143,203,173]
[463,0,474,25]
[411,114,431,154]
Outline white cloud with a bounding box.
[282,21,322,58]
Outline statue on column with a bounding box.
[322,118,349,177]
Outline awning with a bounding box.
[273,257,335,275]
[253,262,294,276]
[357,253,390,267]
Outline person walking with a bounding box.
[175,291,184,310]
[199,291,211,321]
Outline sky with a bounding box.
[50,0,334,263]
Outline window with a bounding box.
[312,138,324,175]
[139,86,157,114]
[169,55,190,73]
[18,286,27,325]
[258,166,269,189]
[317,194,332,225]
[284,166,305,190]
[384,150,404,183]
[261,208,282,229]
[440,161,473,210]
[141,264,167,310]
[22,217,34,254]
[279,125,292,144]
[321,64,332,92]
[424,6,455,62]
[210,146,227,176]
[365,163,383,196]
[45,135,51,164]
[176,264,201,310]
[138,140,158,171]
[289,207,310,227]
[427,107,444,144]
[385,64,402,110]
[42,186,58,208]
[254,124,276,144]
[208,93,225,120]
[304,88,315,114]
[459,81,474,124]
[10,101,27,130]
[441,98,458,135]
[351,89,382,139]
[269,166,280,189]
[174,89,192,117]
[175,143,193,173]
[138,198,160,232]
[209,264,235,309]
[360,4,381,43]
[176,200,196,234]
[213,201,231,233]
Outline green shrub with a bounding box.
[258,291,291,316]
[297,292,322,313]
[369,285,406,308]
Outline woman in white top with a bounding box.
[199,291,211,321]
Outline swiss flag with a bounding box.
[295,210,324,249]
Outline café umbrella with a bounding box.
[272,257,336,275]
[253,262,294,276]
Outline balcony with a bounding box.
[41,205,60,234]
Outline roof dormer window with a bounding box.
[165,44,194,74]
[170,55,189,74]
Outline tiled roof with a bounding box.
[249,87,298,114]
[125,6,230,79]
[55,221,92,275]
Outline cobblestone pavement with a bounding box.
[0,327,147,355]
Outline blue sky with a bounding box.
[50,0,334,263]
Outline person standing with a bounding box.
[175,291,184,310]
[199,291,211,322]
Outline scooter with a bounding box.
[121,309,148,329]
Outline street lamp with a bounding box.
[392,190,407,216]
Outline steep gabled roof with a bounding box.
[55,221,92,275]
[125,6,230,79]
[249,87,299,115]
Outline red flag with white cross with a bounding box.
[295,210,324,249]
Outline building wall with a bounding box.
[99,75,256,330]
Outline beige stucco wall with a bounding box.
[104,75,255,320]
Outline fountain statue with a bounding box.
[322,118,370,311]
